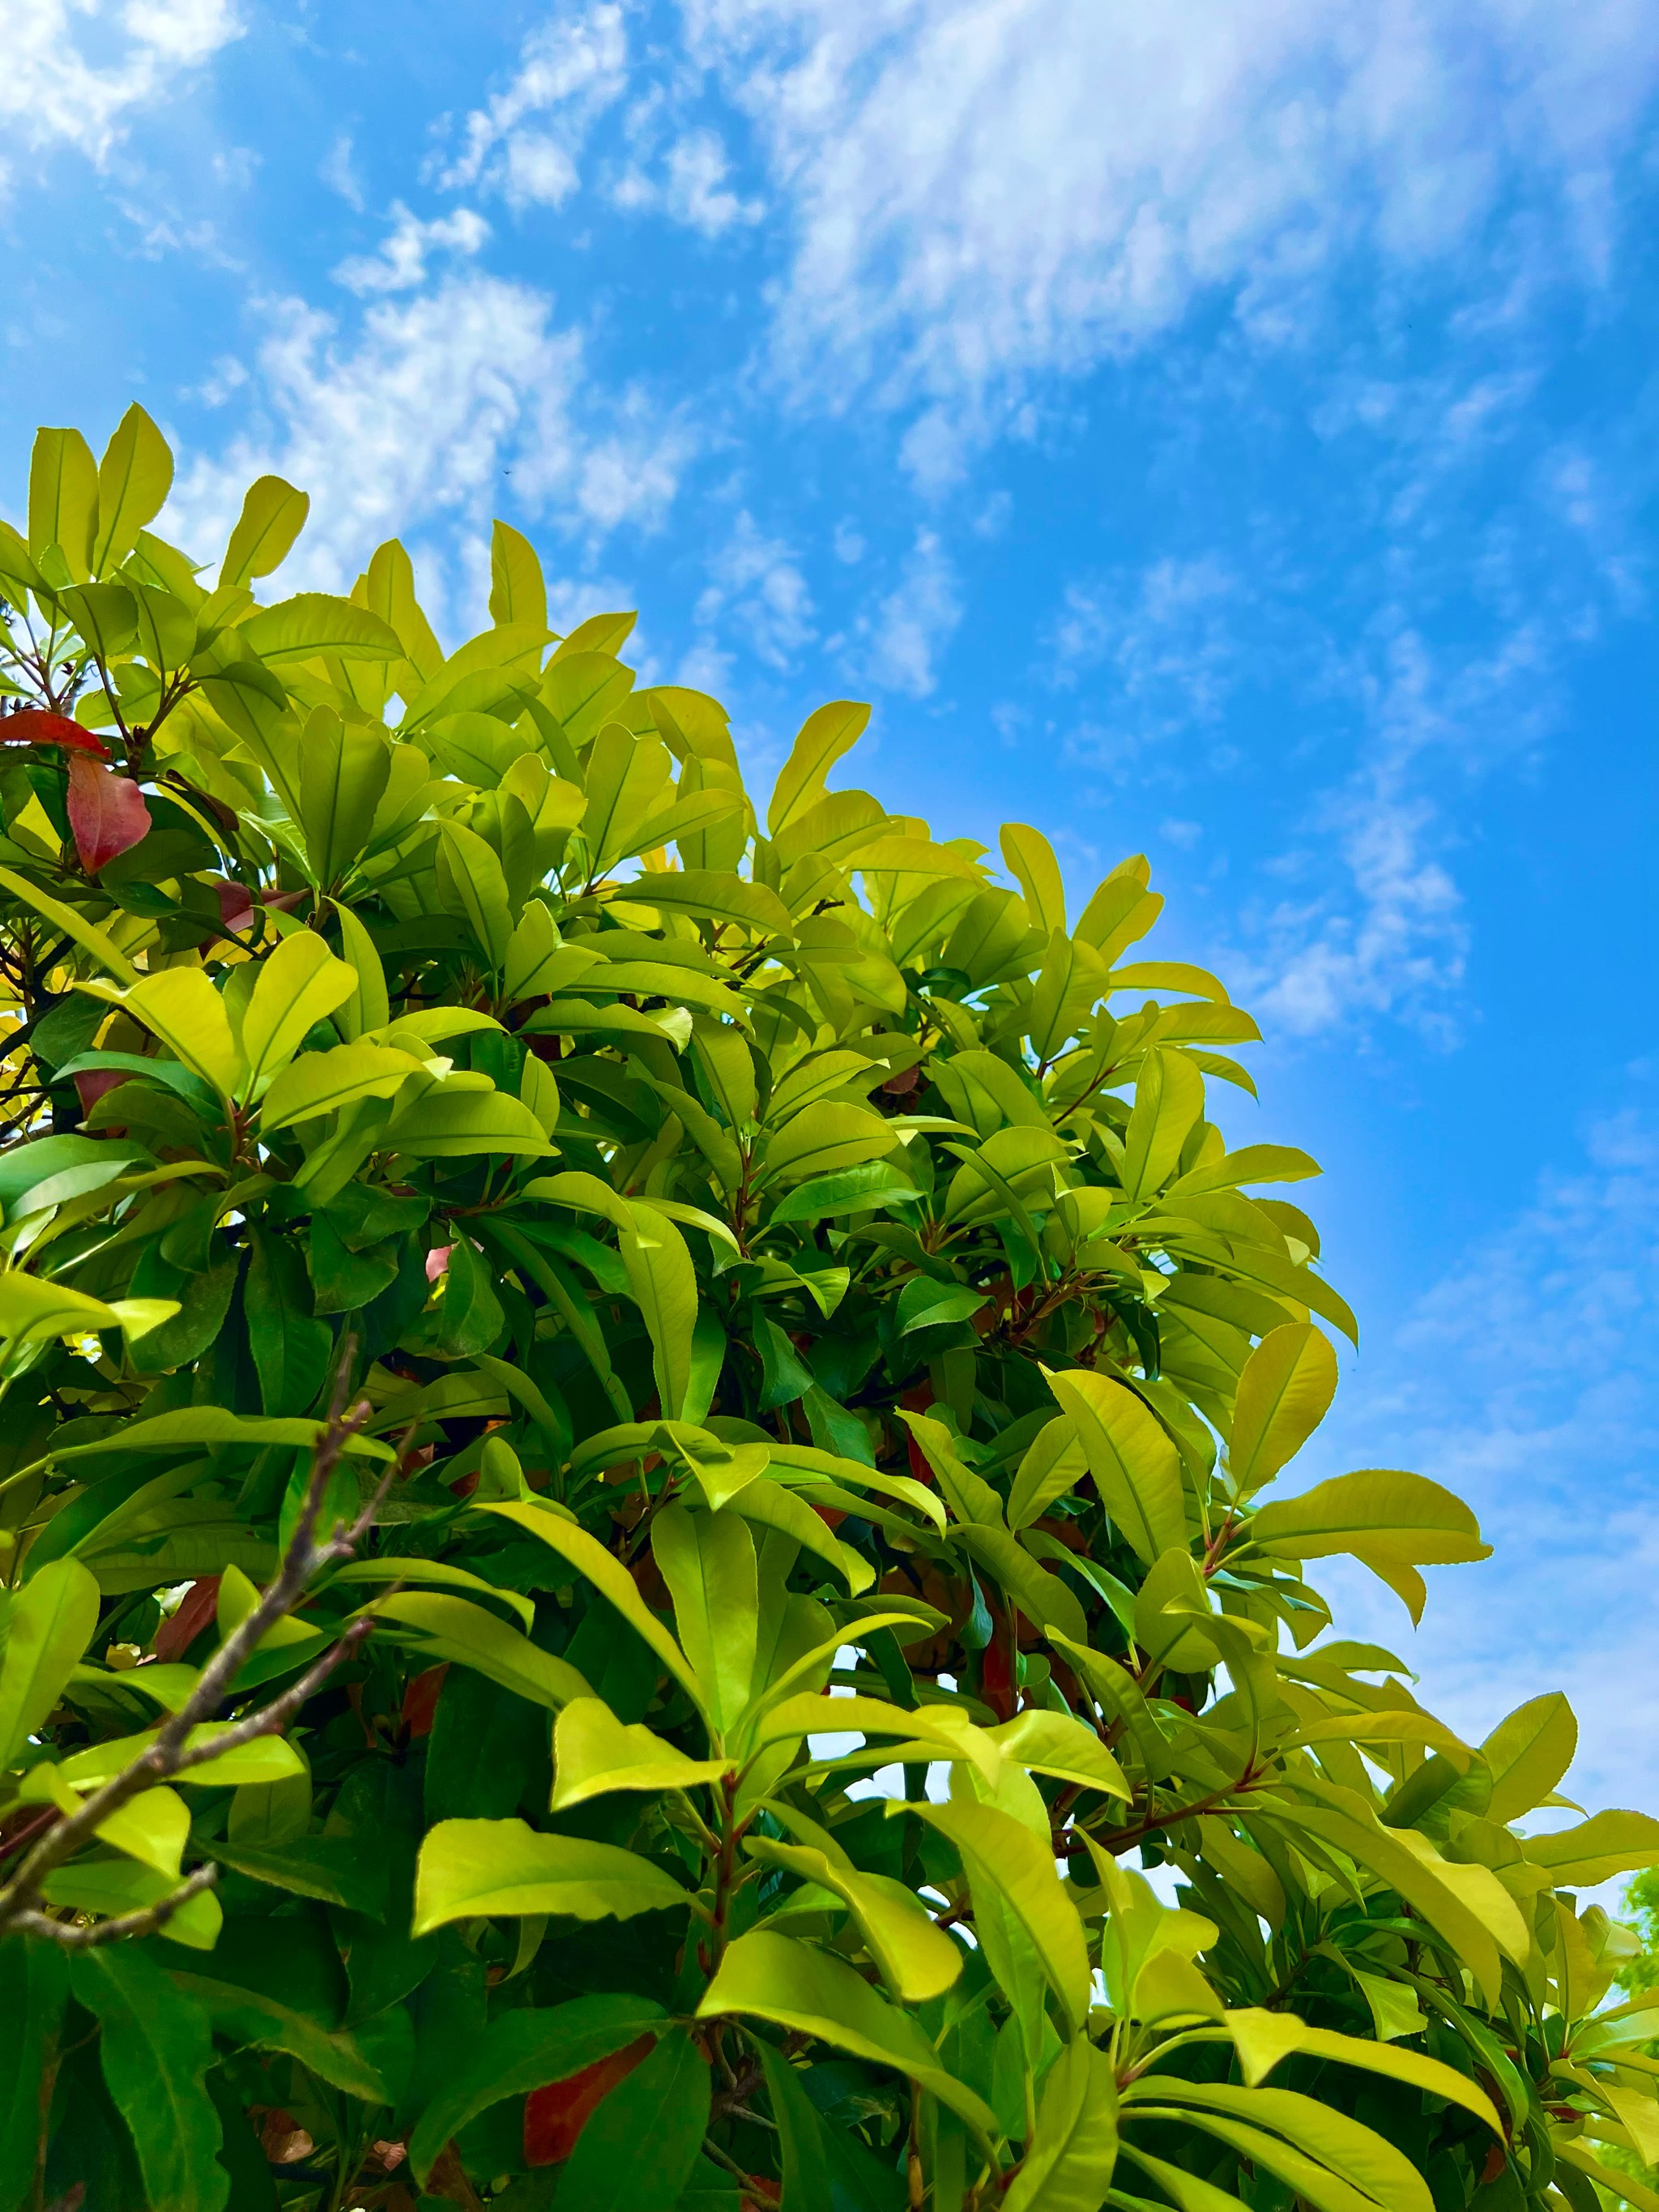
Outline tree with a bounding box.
[0,410,1654,2211]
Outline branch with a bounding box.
[0,1341,393,1945]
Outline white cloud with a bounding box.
[694,510,814,669]
[685,0,1659,427]
[319,133,365,212]
[864,528,961,697]
[166,271,688,609]
[1307,1091,1659,1811]
[1247,774,1466,1039]
[612,126,762,235]
[333,203,491,296]
[0,0,240,184]
[1054,556,1239,757]
[435,2,626,209]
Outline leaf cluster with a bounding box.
[0,416,1655,2212]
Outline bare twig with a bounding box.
[0,1340,394,1945]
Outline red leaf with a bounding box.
[215,879,255,933]
[0,709,109,758]
[66,753,151,873]
[523,2036,655,2166]
[73,1069,130,1120]
[153,1577,221,1662]
[400,1663,449,1740]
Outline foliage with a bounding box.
[0,409,1656,2212]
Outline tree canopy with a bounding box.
[0,409,1656,2212]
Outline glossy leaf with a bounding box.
[412,1817,690,1934]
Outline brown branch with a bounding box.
[0,1342,392,1945]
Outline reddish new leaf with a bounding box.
[215,879,255,934]
[66,752,151,873]
[152,1577,222,1663]
[73,1069,129,1120]
[523,2035,655,2166]
[400,1663,449,1740]
[0,708,109,758]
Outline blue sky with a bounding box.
[5,0,1658,1805]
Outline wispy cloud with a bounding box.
[1307,1088,1659,1809]
[0,0,241,186]
[612,126,762,237]
[166,265,689,617]
[863,528,961,696]
[687,0,1659,443]
[693,510,815,673]
[433,2,627,210]
[332,203,490,296]
[1051,556,1241,779]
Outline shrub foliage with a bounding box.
[0,411,1656,2212]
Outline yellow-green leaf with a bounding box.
[412,1817,689,1934]
[1043,1368,1187,1567]
[92,405,173,574]
[1227,1323,1338,1493]
[697,1928,995,2136]
[221,475,309,587]
[768,701,870,835]
[552,1698,733,1811]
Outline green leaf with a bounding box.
[1121,2079,1429,2212]
[1224,2011,1500,2135]
[769,700,870,835]
[412,1816,690,1934]
[756,2043,905,2212]
[746,1836,963,2001]
[245,1229,331,1416]
[651,1501,757,1733]
[1247,1467,1491,1587]
[211,1835,390,1918]
[28,425,98,577]
[1008,1416,1086,1529]
[0,863,140,982]
[92,404,173,574]
[476,1501,708,1719]
[0,1554,100,1766]
[237,928,358,1098]
[998,822,1066,937]
[1122,1048,1205,1200]
[489,517,548,631]
[622,869,792,936]
[1042,1369,1186,1568]
[1522,1809,1659,1885]
[259,1040,418,1132]
[385,1081,554,1158]
[1003,2037,1119,2212]
[437,818,514,968]
[697,1928,996,2137]
[408,1993,666,2185]
[559,2026,710,2212]
[220,474,309,587]
[123,967,242,1097]
[1227,1323,1337,1493]
[296,711,392,889]
[366,1590,589,1710]
[1481,1692,1578,1825]
[70,1945,228,2212]
[552,1697,733,1810]
[952,1522,1087,1645]
[239,592,402,664]
[171,1971,390,2101]
[915,1799,1091,2030]
[0,1937,66,2212]
[532,1172,698,1416]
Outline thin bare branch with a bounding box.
[0,1338,397,1944]
[6,1865,220,1950]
